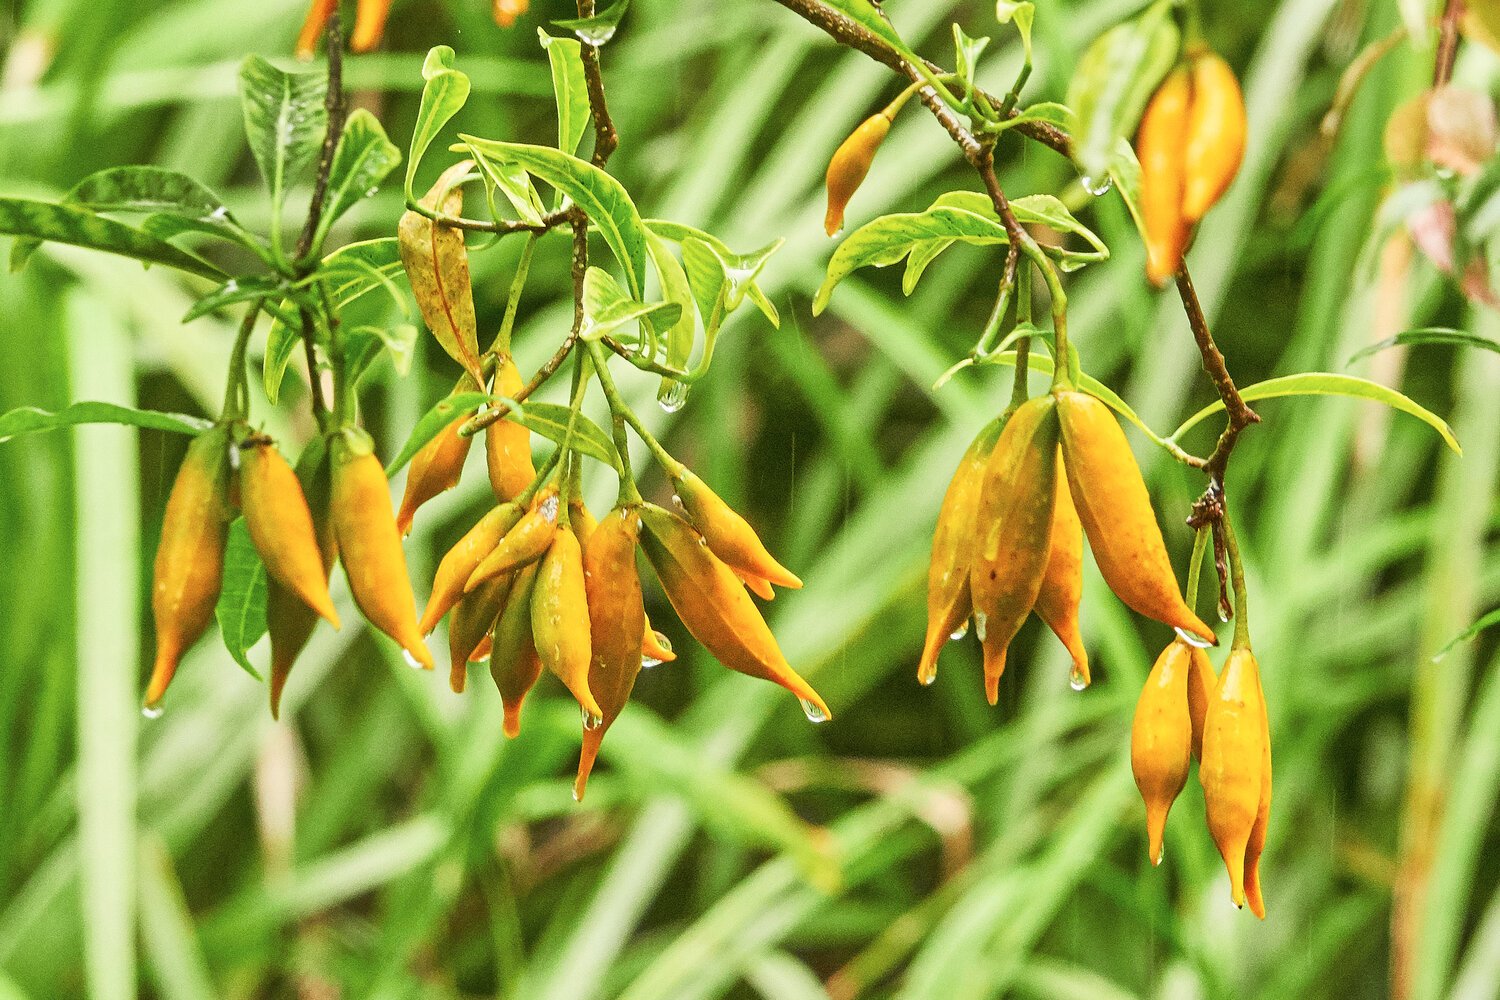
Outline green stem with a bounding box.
[585,342,643,503]
[555,351,593,524]
[490,233,538,357]
[1005,264,1032,413]
[588,339,682,477]
[1019,240,1070,389]
[1185,525,1209,610]
[1221,510,1251,650]
[221,304,261,420]
[885,72,962,118]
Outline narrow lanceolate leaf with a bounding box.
[238,55,327,215]
[344,322,418,385]
[467,146,547,226]
[646,231,697,376]
[216,518,268,679]
[645,219,780,328]
[1348,327,1500,363]
[0,402,211,442]
[952,25,991,108]
[539,30,590,156]
[407,46,472,199]
[386,391,493,475]
[315,109,402,245]
[1106,138,1149,244]
[1437,606,1500,659]
[824,1,921,63]
[398,162,483,379]
[462,138,648,298]
[551,0,631,45]
[1065,0,1180,181]
[937,190,1110,270]
[0,198,226,280]
[682,236,783,316]
[996,2,1036,61]
[1171,373,1462,454]
[506,401,621,470]
[183,275,285,323]
[580,266,682,342]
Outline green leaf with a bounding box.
[815,207,1008,315]
[581,266,682,342]
[345,322,417,385]
[238,55,327,224]
[644,219,780,328]
[996,2,1035,61]
[539,30,590,157]
[406,46,472,200]
[315,108,401,246]
[507,401,621,470]
[385,391,493,475]
[1436,607,1500,660]
[646,231,697,382]
[215,518,267,679]
[903,237,956,295]
[1347,327,1500,364]
[0,402,211,442]
[464,138,647,298]
[552,0,631,45]
[467,143,547,226]
[183,276,284,323]
[823,1,921,63]
[1065,1,1180,182]
[1105,137,1148,244]
[0,198,225,280]
[996,100,1070,132]
[952,25,991,108]
[1171,373,1462,454]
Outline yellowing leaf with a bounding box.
[398,161,482,379]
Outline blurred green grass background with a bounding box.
[1,1,1498,997]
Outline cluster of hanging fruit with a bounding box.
[919,389,1215,701]
[1133,634,1272,918]
[1136,44,1247,285]
[297,0,530,59]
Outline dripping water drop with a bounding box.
[973,611,988,642]
[141,704,164,720]
[949,621,969,642]
[402,647,427,669]
[1069,666,1090,691]
[658,381,690,413]
[799,698,829,724]
[582,709,604,731]
[1081,173,1113,196]
[1174,627,1214,650]
[642,655,663,669]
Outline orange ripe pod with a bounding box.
[1182,51,1247,223]
[329,430,432,669]
[1137,66,1191,287]
[1201,646,1267,909]
[737,571,776,601]
[396,413,472,537]
[918,415,1004,686]
[486,356,535,502]
[531,525,602,720]
[240,441,340,629]
[1055,391,1216,645]
[469,634,492,663]
[145,427,233,711]
[466,488,560,592]
[349,0,392,53]
[448,574,512,694]
[970,396,1060,705]
[1187,643,1215,761]
[493,0,529,28]
[1243,686,1273,919]
[575,506,648,801]
[267,440,338,719]
[824,113,891,236]
[569,496,599,547]
[490,562,543,737]
[419,501,523,635]
[672,468,802,590]
[639,503,830,720]
[1034,455,1089,690]
[1131,640,1196,865]
[295,0,336,60]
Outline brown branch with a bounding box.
[576,0,619,167]
[1434,0,1464,88]
[294,11,347,267]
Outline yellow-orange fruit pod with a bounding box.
[1137,66,1191,287]
[673,468,802,590]
[349,0,392,53]
[1055,390,1216,645]
[267,441,338,719]
[490,562,543,737]
[1182,51,1247,223]
[396,414,472,537]
[1201,646,1267,909]
[486,356,536,502]
[530,526,602,720]
[569,497,599,547]
[575,507,648,802]
[448,575,512,694]
[1187,645,1215,761]
[1034,456,1089,689]
[639,504,830,720]
[824,113,892,236]
[329,430,433,669]
[970,396,1060,705]
[1243,683,1273,919]
[145,427,233,711]
[918,415,1005,686]
[1130,640,1196,865]
[240,441,340,629]
[466,488,560,591]
[642,610,676,665]
[493,0,529,28]
[418,501,524,635]
[295,0,336,59]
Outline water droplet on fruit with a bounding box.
[1069,666,1089,691]
[949,621,969,642]
[141,704,164,720]
[658,381,690,412]
[799,698,829,723]
[1175,627,1214,650]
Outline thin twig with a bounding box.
[1433,0,1464,88]
[576,0,619,167]
[1176,267,1259,486]
[294,11,347,268]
